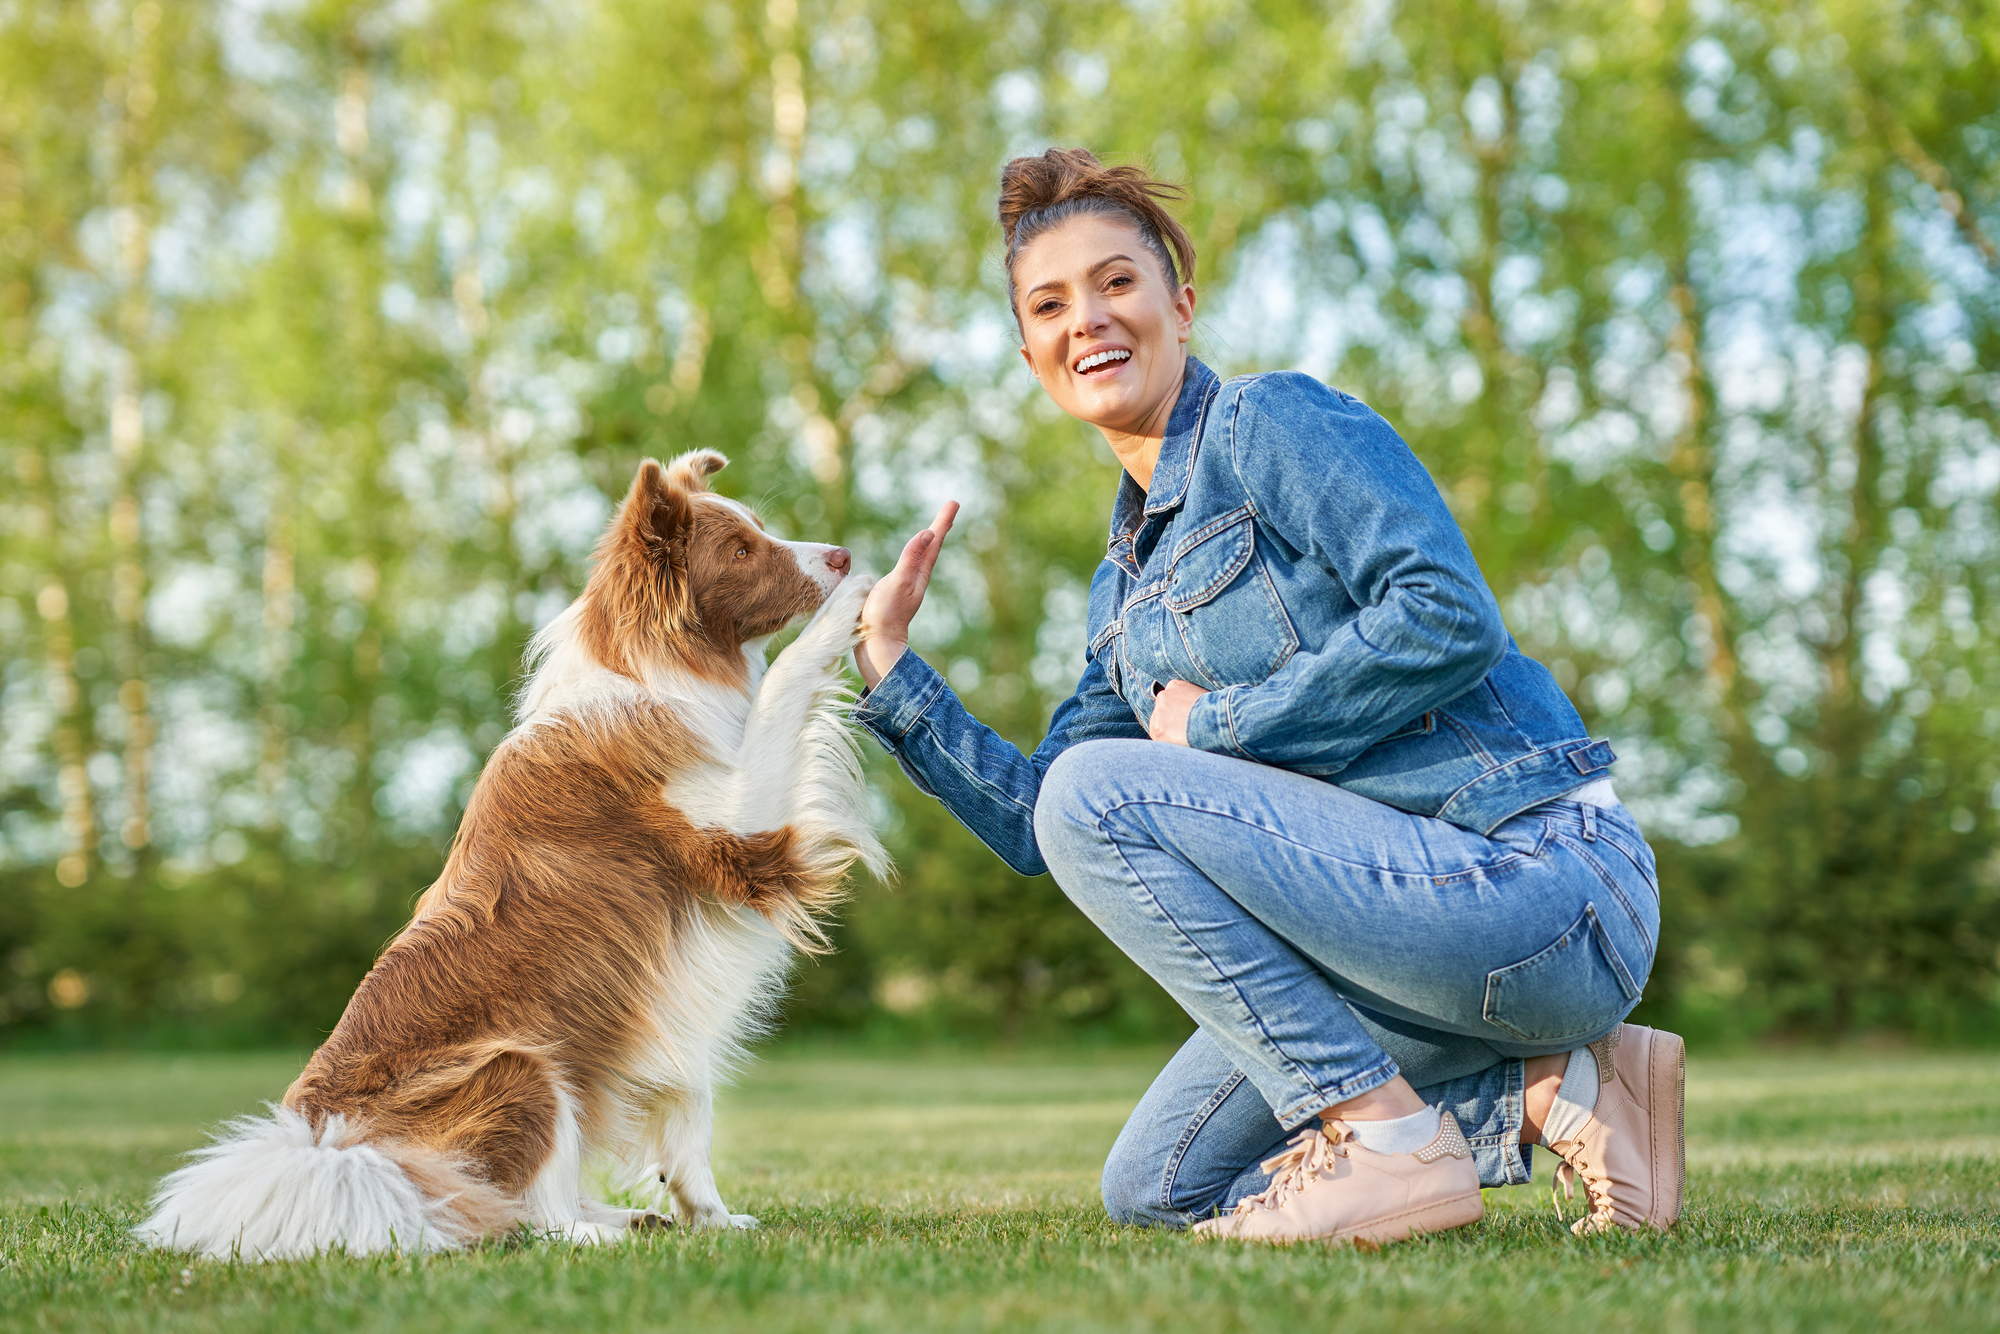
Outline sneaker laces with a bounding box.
[1549,1141,1616,1234]
[1232,1122,1351,1215]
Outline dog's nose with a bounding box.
[825,547,851,574]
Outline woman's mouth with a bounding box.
[1073,348,1132,376]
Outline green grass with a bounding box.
[4,1045,1999,1332]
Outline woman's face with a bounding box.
[1013,213,1195,439]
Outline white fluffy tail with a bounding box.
[134,1105,488,1260]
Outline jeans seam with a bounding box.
[1595,828,1660,894]
[1279,1059,1399,1125]
[1504,1054,1530,1184]
[1556,833,1652,953]
[1097,806,1393,1127]
[1159,1069,1246,1217]
[1099,792,1524,881]
[1101,825,1343,1120]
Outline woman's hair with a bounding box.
[997,147,1196,318]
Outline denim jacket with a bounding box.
[855,356,1613,877]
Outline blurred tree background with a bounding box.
[2,0,1996,1049]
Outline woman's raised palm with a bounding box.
[856,502,959,688]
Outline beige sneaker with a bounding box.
[1547,1023,1686,1234]
[1190,1112,1484,1245]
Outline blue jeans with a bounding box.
[1031,739,1660,1228]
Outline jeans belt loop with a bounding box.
[1581,803,1599,842]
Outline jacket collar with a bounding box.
[1107,355,1220,556]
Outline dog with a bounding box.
[136,450,885,1258]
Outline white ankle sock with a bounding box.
[1343,1104,1442,1156]
[1540,1045,1599,1145]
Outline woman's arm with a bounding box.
[855,644,1144,876]
[855,506,1146,876]
[1180,372,1508,773]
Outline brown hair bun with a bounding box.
[997,147,1195,316]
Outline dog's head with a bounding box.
[574,450,849,686]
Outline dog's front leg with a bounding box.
[722,573,873,833]
[645,1085,757,1230]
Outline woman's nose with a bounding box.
[825,547,851,574]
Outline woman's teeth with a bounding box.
[1075,349,1132,373]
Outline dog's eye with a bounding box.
[734,546,749,561]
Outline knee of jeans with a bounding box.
[1099,1145,1177,1228]
[1033,741,1134,876]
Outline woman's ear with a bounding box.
[1174,283,1197,344]
[1019,345,1038,377]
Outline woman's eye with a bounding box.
[1108,274,1131,288]
[1036,301,1058,314]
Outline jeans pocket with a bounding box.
[1481,903,1642,1045]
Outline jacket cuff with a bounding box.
[854,649,948,746]
[1185,688,1248,758]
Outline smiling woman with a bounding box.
[998,152,1197,463]
[848,147,1684,1250]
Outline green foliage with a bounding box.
[5,1047,2000,1331]
[0,0,1996,1046]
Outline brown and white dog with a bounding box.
[137,451,885,1258]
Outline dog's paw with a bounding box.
[789,575,873,661]
[818,572,873,629]
[678,1206,760,1230]
[626,1211,674,1232]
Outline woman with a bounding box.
[853,148,1682,1245]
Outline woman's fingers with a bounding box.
[889,502,959,595]
[895,528,934,585]
[1147,679,1208,747]
[905,501,958,589]
[927,500,960,543]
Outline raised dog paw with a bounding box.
[819,572,873,630]
[789,574,874,662]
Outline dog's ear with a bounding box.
[664,449,727,494]
[620,459,694,563]
[582,460,699,674]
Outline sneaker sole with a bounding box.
[1644,1025,1686,1231]
[1335,1190,1487,1246]
[1190,1191,1487,1247]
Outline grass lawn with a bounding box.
[3,1044,1999,1332]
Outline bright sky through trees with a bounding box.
[1,0,1996,1044]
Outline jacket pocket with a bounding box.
[1164,516,1255,612]
[1160,514,1298,686]
[1481,903,1641,1044]
[1089,620,1125,696]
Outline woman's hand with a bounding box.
[855,501,959,689]
[1148,679,1208,746]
